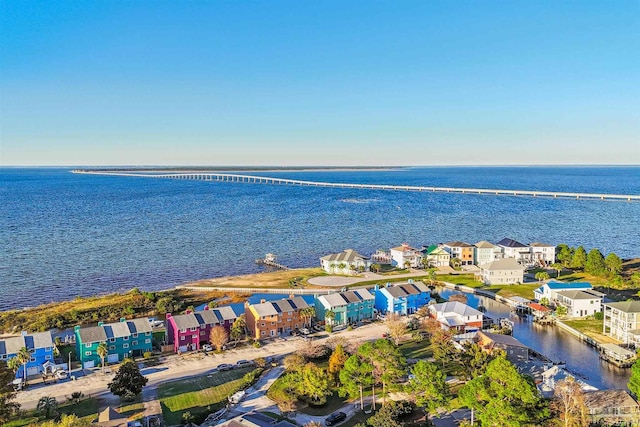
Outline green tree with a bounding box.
[37,396,59,419]
[339,354,373,410]
[40,414,92,427]
[455,343,492,380]
[571,246,587,270]
[96,342,108,374]
[458,355,545,427]
[300,306,316,328]
[325,310,336,326]
[366,402,406,427]
[428,269,438,286]
[585,249,606,276]
[358,339,406,408]
[371,263,381,273]
[0,361,20,424]
[405,360,450,414]
[230,314,246,346]
[328,344,349,384]
[283,353,306,372]
[628,358,640,398]
[556,244,573,267]
[431,328,456,368]
[535,272,550,283]
[298,363,332,404]
[16,347,31,386]
[540,297,550,307]
[604,253,623,277]
[556,305,568,317]
[107,358,148,400]
[551,263,564,278]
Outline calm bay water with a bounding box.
[1,166,639,311]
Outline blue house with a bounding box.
[374,281,430,315]
[0,331,54,378]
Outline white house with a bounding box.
[555,289,604,317]
[603,301,640,344]
[320,249,370,275]
[473,241,502,266]
[439,241,475,266]
[428,302,483,332]
[534,281,593,302]
[496,238,531,263]
[477,258,524,285]
[390,243,423,268]
[530,242,556,266]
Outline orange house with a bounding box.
[246,297,310,340]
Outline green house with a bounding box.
[75,318,153,369]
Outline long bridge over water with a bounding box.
[71,170,640,202]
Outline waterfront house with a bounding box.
[428,301,483,332]
[529,242,556,266]
[583,390,640,425]
[320,249,371,275]
[315,289,375,326]
[533,281,593,302]
[538,365,598,399]
[75,318,152,368]
[390,243,423,268]
[555,289,604,317]
[603,301,640,344]
[528,302,552,319]
[496,238,531,263]
[421,245,450,267]
[474,331,529,363]
[477,257,524,285]
[440,241,475,266]
[0,331,54,378]
[246,297,309,339]
[473,241,503,266]
[213,305,239,331]
[373,281,430,316]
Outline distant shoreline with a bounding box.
[71,166,406,173]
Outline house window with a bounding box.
[133,341,138,346]
[132,333,138,338]
[109,338,115,343]
[45,346,52,352]
[1,355,6,360]
[85,351,92,356]
[261,331,266,336]
[180,329,186,333]
[85,343,92,349]
[180,336,185,341]
[192,335,197,339]
[30,357,35,362]
[261,323,265,327]
[271,322,275,326]
[146,332,151,336]
[123,344,129,349]
[201,325,206,329]
[123,336,129,341]
[45,355,51,360]
[109,345,115,350]
[190,327,197,332]
[145,339,151,344]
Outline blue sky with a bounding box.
[1,1,639,166]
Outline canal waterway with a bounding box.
[434,286,630,390]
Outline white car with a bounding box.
[55,370,68,379]
[299,328,310,335]
[202,344,213,352]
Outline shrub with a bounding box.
[594,312,604,320]
[347,326,353,331]
[143,351,153,359]
[325,324,333,333]
[253,341,261,348]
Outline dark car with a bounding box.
[217,363,233,371]
[325,412,347,426]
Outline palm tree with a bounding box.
[96,342,108,374]
[551,263,563,278]
[300,306,316,328]
[337,262,347,274]
[325,310,336,326]
[37,396,58,419]
[7,356,20,376]
[403,260,411,270]
[330,263,338,273]
[16,347,31,386]
[370,263,381,273]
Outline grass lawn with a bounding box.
[341,410,371,427]
[298,391,349,416]
[158,367,253,425]
[560,318,619,344]
[188,268,325,289]
[399,339,433,360]
[7,397,100,427]
[485,283,539,300]
[437,274,483,288]
[118,397,145,420]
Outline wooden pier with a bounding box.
[70,170,640,203]
[255,253,288,270]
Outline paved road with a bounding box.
[16,322,388,414]
[307,270,432,287]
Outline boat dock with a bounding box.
[255,253,288,270]
[71,170,640,202]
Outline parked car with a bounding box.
[300,327,310,335]
[202,344,213,352]
[54,370,68,379]
[325,411,347,426]
[217,363,233,371]
[236,359,253,368]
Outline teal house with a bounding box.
[75,318,153,369]
[315,289,375,326]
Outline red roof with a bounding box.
[529,302,551,312]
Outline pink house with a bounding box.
[166,306,239,353]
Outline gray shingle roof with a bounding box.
[474,240,498,249]
[29,331,53,349]
[319,293,348,308]
[603,301,640,314]
[497,238,527,248]
[556,290,603,300]
[196,310,220,326]
[341,291,361,303]
[104,322,131,339]
[443,241,473,248]
[289,297,309,310]
[480,257,525,271]
[354,289,374,300]
[171,313,201,330]
[251,302,279,317]
[320,249,369,263]
[385,286,409,298]
[478,331,528,348]
[214,306,237,321]
[78,326,107,344]
[430,301,483,318]
[126,318,152,334]
[2,336,25,355]
[273,300,294,313]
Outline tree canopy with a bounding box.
[628,358,640,398]
[107,359,148,400]
[585,249,606,276]
[458,355,545,427]
[570,246,587,270]
[0,361,20,424]
[405,360,450,414]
